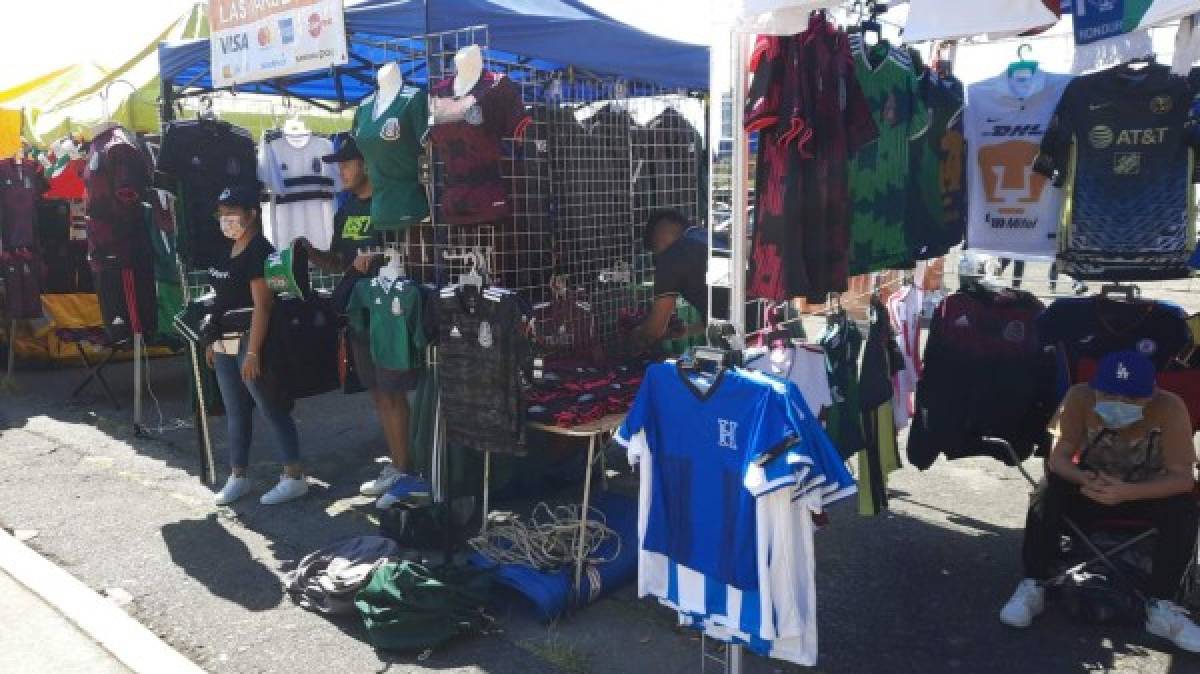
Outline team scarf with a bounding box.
[1064,0,1200,72]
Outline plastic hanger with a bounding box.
[1007,44,1038,79]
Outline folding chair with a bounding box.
[57,326,130,409]
[983,436,1154,602]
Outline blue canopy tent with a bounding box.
[157,0,709,114]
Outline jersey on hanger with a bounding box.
[964,69,1071,259]
[345,276,427,372]
[1037,63,1198,280]
[259,133,340,250]
[744,344,833,415]
[157,119,259,268]
[847,35,930,275]
[619,363,819,591]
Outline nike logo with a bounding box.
[1089,103,1114,111]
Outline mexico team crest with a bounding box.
[380,117,401,141]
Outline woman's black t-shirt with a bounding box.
[209,233,274,313]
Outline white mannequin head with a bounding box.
[377,62,403,91]
[453,45,484,97]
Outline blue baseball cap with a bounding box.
[1090,350,1156,399]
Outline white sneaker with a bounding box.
[214,476,253,506]
[1146,599,1200,653]
[360,463,402,497]
[999,579,1046,628]
[260,475,309,505]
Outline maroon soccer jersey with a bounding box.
[429,72,532,225]
[0,159,47,249]
[745,15,878,303]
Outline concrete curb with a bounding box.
[0,528,206,674]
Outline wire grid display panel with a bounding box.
[381,27,707,344]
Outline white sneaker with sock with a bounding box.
[999,579,1045,628]
[260,475,309,505]
[1146,599,1200,653]
[360,463,402,497]
[214,475,253,506]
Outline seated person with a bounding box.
[1000,350,1200,651]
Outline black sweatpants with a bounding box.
[1023,473,1199,600]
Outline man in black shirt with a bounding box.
[631,209,713,353]
[302,135,382,274]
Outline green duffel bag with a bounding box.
[355,561,493,652]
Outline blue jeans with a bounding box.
[212,347,300,470]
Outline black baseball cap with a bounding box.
[217,185,260,210]
[322,133,363,163]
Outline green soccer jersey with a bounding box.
[346,276,427,372]
[352,88,430,231]
[847,36,930,274]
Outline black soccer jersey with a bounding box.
[157,119,259,268]
[1036,63,1197,281]
[1036,296,1191,376]
[437,284,531,455]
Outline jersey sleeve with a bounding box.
[907,71,932,142]
[1035,82,1076,186]
[742,388,806,497]
[616,367,656,466]
[256,137,282,195]
[344,279,370,335]
[155,125,185,177]
[490,78,532,140]
[843,48,880,154]
[745,35,783,134]
[410,284,428,350]
[408,90,430,143]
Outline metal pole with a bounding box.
[727,31,750,674]
[132,333,144,434]
[729,32,749,336]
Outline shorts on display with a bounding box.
[350,338,419,393]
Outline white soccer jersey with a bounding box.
[258,133,340,250]
[744,344,833,416]
[964,70,1071,259]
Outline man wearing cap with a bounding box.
[301,135,382,275]
[296,135,426,506]
[629,208,713,354]
[1000,350,1200,650]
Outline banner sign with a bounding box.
[209,0,349,88]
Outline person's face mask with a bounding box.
[219,214,246,240]
[1094,400,1145,429]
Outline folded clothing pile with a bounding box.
[526,358,647,427]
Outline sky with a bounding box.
[0,0,718,91]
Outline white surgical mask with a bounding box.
[219,215,246,240]
[1094,401,1144,429]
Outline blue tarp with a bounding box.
[158,0,708,106]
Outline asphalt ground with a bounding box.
[1,264,1199,673]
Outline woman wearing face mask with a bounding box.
[206,186,307,506]
[1000,350,1200,650]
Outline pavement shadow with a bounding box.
[160,513,283,612]
[810,497,1191,674]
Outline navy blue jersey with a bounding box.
[1037,63,1198,281]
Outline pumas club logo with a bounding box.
[380,117,401,141]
